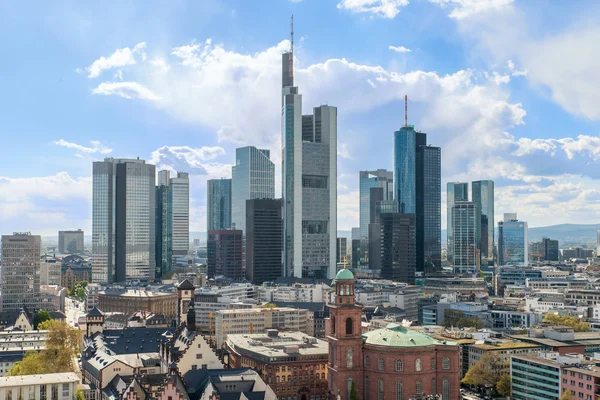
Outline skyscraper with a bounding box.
[359,170,393,240]
[446,182,468,263]
[1,233,42,312]
[58,229,84,254]
[380,213,416,284]
[336,237,347,265]
[498,213,528,266]
[92,158,156,284]
[394,121,441,272]
[472,180,494,264]
[170,172,190,258]
[207,230,243,280]
[207,178,232,232]
[451,201,477,274]
[155,171,172,278]
[231,146,275,233]
[246,198,283,284]
[281,34,337,279]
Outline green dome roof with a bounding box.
[335,268,354,281]
[362,323,456,348]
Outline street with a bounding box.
[65,297,83,328]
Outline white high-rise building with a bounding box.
[1,233,42,312]
[281,41,337,279]
[451,201,477,274]
[170,172,190,257]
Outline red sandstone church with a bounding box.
[327,269,461,400]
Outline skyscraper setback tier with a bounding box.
[1,233,42,312]
[207,178,232,232]
[394,126,441,272]
[359,169,393,240]
[92,158,156,284]
[281,50,337,279]
[231,146,275,233]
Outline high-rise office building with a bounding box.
[246,199,282,284]
[336,237,347,265]
[530,237,559,262]
[156,171,172,278]
[58,230,84,254]
[281,41,337,279]
[451,201,477,274]
[170,172,190,258]
[92,158,156,284]
[351,228,360,268]
[597,229,600,256]
[472,180,494,264]
[446,182,468,263]
[394,122,441,272]
[231,146,275,233]
[498,213,528,266]
[207,178,232,232]
[367,187,398,271]
[1,233,42,312]
[207,230,243,280]
[359,170,393,240]
[380,213,416,284]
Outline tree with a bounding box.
[561,390,575,400]
[496,374,511,397]
[34,310,52,330]
[543,313,590,332]
[349,380,357,400]
[8,321,81,376]
[74,388,85,400]
[462,352,505,389]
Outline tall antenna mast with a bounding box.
[404,94,408,128]
[290,15,294,79]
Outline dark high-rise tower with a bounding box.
[246,198,283,284]
[472,180,494,264]
[380,213,416,283]
[393,99,441,273]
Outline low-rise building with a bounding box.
[84,283,102,312]
[0,330,48,376]
[423,276,487,295]
[40,260,62,286]
[466,337,541,376]
[98,287,177,319]
[61,265,92,290]
[226,330,329,399]
[0,372,80,399]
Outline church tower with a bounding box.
[327,269,363,399]
[177,279,195,326]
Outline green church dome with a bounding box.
[362,323,457,348]
[334,268,354,281]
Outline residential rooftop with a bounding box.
[227,331,328,361]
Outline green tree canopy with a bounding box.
[543,313,590,332]
[462,352,505,389]
[496,374,511,397]
[561,390,575,400]
[33,310,52,330]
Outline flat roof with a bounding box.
[0,372,79,387]
[227,332,328,359]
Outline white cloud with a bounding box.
[389,45,411,53]
[149,145,229,177]
[92,81,159,100]
[54,139,112,155]
[490,71,510,85]
[85,42,146,78]
[429,0,514,19]
[113,70,123,80]
[338,142,352,159]
[337,0,409,19]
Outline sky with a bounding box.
[2,0,600,237]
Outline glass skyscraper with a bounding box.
[498,213,528,266]
[231,146,275,233]
[282,50,337,279]
[451,201,477,274]
[393,126,441,272]
[359,170,393,240]
[92,158,156,284]
[472,180,494,263]
[207,178,232,232]
[245,198,282,284]
[447,182,469,263]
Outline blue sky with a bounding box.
[2,0,600,236]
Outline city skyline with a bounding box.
[2,1,600,237]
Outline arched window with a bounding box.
[395,359,403,371]
[347,378,354,400]
[365,356,370,368]
[346,348,353,368]
[396,380,403,400]
[443,378,450,400]
[332,316,336,334]
[276,376,280,383]
[442,357,450,370]
[415,359,422,372]
[415,380,422,395]
[346,317,353,335]
[378,379,384,400]
[288,375,291,382]
[431,358,435,370]
[365,376,369,400]
[378,358,384,371]
[322,373,326,380]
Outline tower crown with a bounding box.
[333,269,355,305]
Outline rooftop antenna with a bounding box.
[404,94,408,128]
[290,15,294,79]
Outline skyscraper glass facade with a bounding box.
[170,172,189,257]
[207,179,232,232]
[393,127,416,214]
[472,180,494,263]
[246,198,282,284]
[419,145,441,271]
[155,179,172,278]
[359,170,393,239]
[498,214,528,266]
[92,160,116,284]
[232,146,275,233]
[452,201,477,274]
[447,182,469,263]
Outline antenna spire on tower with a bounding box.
[404,94,408,128]
[290,15,294,79]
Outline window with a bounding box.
[346,348,353,368]
[395,359,403,371]
[332,316,336,334]
[365,376,369,400]
[378,379,384,400]
[442,357,450,370]
[431,358,435,370]
[196,353,203,359]
[378,358,384,371]
[276,376,280,383]
[396,380,403,400]
[348,378,354,400]
[443,378,450,400]
[416,380,422,395]
[415,359,422,372]
[51,385,58,400]
[346,318,353,335]
[191,365,198,370]
[40,385,47,400]
[365,356,370,368]
[322,373,326,380]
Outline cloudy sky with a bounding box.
[1,0,600,236]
